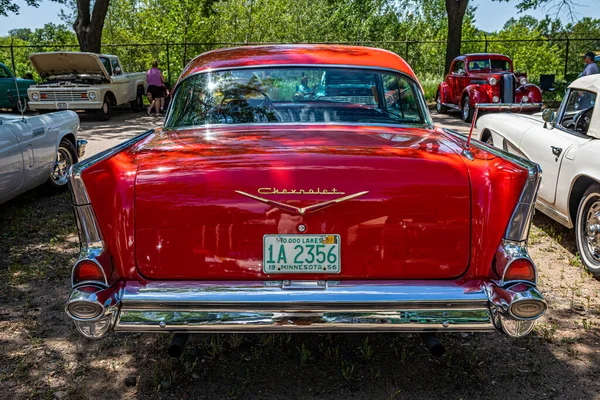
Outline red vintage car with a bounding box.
[436,53,543,122]
[66,45,546,356]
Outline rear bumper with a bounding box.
[477,103,542,112]
[66,280,546,338]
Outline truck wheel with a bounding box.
[461,97,474,123]
[575,184,600,278]
[130,89,144,112]
[96,96,111,121]
[435,91,447,114]
[46,138,76,191]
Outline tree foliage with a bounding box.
[1,0,599,99]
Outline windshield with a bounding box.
[165,67,430,128]
[468,59,511,72]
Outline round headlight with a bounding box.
[522,95,529,103]
[88,92,97,100]
[31,92,39,101]
[519,76,527,85]
[488,77,498,86]
[492,96,500,103]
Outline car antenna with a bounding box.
[466,106,479,149]
[12,69,26,122]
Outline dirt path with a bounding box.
[0,112,598,399]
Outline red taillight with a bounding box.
[73,260,106,286]
[504,259,535,282]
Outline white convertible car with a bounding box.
[475,74,600,277]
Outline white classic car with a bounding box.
[0,110,84,204]
[475,74,600,277]
[27,52,147,121]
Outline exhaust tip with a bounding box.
[420,333,445,358]
[168,333,190,358]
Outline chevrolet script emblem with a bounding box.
[235,190,368,216]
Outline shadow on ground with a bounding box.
[1,187,599,399]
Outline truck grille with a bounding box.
[501,75,514,103]
[39,90,89,102]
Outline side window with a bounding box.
[559,89,597,135]
[0,65,11,79]
[452,61,465,74]
[111,59,122,75]
[383,73,423,122]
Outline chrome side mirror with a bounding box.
[542,109,554,123]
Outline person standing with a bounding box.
[580,51,599,77]
[146,60,166,115]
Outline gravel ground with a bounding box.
[0,109,598,399]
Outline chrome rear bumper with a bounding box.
[66,280,546,338]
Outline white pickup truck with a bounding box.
[27,52,147,121]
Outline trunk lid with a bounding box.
[134,125,471,280]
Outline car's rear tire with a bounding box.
[485,135,494,146]
[96,96,111,121]
[45,138,77,191]
[130,89,144,112]
[461,96,474,123]
[435,91,447,114]
[575,184,600,278]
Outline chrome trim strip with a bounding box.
[476,103,542,111]
[68,129,155,205]
[73,205,103,250]
[536,200,572,228]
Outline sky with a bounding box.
[1,0,600,36]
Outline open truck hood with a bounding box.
[29,52,111,80]
[131,125,473,280]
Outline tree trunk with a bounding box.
[444,0,469,74]
[73,0,111,53]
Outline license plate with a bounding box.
[263,234,341,274]
[57,102,68,109]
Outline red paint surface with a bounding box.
[177,45,419,87]
[78,46,531,285]
[82,124,527,283]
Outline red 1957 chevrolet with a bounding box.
[66,45,546,355]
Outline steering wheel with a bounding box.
[573,107,594,133]
[217,88,273,123]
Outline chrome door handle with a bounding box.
[551,146,562,157]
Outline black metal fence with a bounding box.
[1,36,598,90]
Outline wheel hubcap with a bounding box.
[436,95,441,111]
[463,101,469,119]
[584,200,600,261]
[103,102,108,113]
[50,147,72,186]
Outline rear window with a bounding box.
[165,67,430,128]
